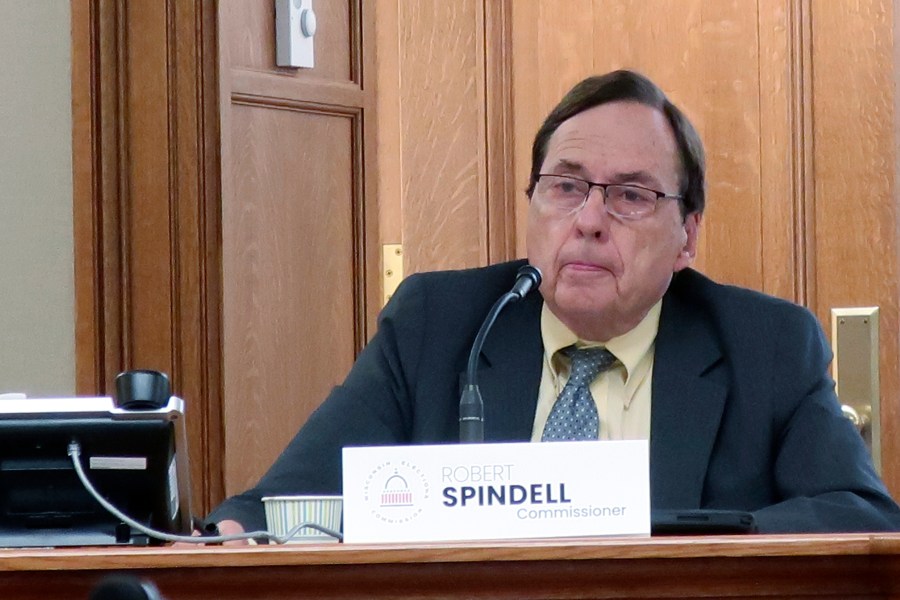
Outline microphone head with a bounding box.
[517,264,542,287]
[511,265,542,299]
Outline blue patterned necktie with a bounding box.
[541,346,617,442]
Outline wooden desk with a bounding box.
[2,534,900,599]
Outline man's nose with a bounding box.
[573,187,610,238]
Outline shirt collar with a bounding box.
[540,301,662,380]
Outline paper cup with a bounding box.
[262,495,343,543]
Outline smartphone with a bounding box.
[651,509,757,535]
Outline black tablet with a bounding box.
[651,509,757,535]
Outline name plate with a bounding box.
[342,440,649,544]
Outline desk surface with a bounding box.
[3,534,900,599]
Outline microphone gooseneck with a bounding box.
[459,265,542,443]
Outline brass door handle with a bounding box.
[832,307,881,473]
[841,404,871,433]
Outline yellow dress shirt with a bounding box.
[530,301,661,442]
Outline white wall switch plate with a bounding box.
[275,0,316,68]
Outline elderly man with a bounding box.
[208,70,899,535]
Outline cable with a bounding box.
[67,441,343,544]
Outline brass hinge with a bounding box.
[382,244,403,305]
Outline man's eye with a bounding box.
[619,188,650,203]
[552,180,586,195]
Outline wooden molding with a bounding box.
[484,0,518,263]
[72,0,123,393]
[71,0,224,513]
[791,0,816,308]
[5,535,900,598]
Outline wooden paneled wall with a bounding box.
[375,0,517,273]
[72,0,223,513]
[378,0,900,493]
[511,0,802,298]
[810,0,898,489]
[506,0,899,493]
[74,0,378,511]
[73,0,900,512]
[217,0,378,496]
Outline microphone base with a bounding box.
[459,385,484,443]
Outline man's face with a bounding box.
[526,101,701,342]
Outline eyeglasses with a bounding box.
[531,174,682,219]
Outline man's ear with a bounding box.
[675,212,702,271]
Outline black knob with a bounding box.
[114,370,170,410]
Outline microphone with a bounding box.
[509,265,542,299]
[89,575,165,600]
[459,265,542,443]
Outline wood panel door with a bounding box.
[218,0,378,496]
[74,0,378,510]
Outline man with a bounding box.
[207,70,900,535]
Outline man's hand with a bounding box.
[172,519,249,547]
[215,519,249,544]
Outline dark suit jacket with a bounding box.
[209,260,900,533]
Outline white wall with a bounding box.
[0,1,75,395]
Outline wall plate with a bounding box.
[275,0,315,68]
[831,307,880,473]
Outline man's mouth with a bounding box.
[563,261,609,272]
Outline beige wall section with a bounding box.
[0,1,75,395]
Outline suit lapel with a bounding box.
[471,293,544,442]
[650,278,727,509]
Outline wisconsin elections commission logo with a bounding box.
[363,460,430,524]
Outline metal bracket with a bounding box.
[831,307,880,473]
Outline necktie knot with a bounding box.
[564,346,617,382]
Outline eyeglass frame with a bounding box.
[530,173,684,220]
